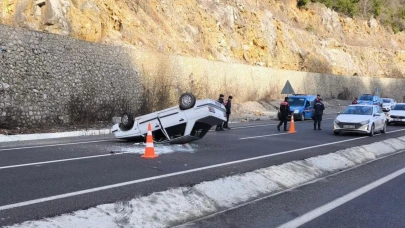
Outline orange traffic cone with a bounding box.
[142,123,158,159]
[288,115,296,134]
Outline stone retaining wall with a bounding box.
[1,24,405,128]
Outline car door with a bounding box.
[303,100,312,119]
[372,106,381,129]
[157,108,188,138]
[378,106,386,127]
[375,106,384,129]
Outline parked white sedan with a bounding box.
[387,103,405,125]
[382,98,396,112]
[333,105,386,136]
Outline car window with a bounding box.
[393,105,405,110]
[343,106,373,115]
[288,98,305,106]
[378,106,383,113]
[359,95,373,101]
[383,99,391,103]
[305,101,310,107]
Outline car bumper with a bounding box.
[333,123,371,134]
[387,118,405,123]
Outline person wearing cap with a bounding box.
[223,95,233,129]
[277,97,290,131]
[352,97,358,104]
[216,94,225,131]
[313,94,325,130]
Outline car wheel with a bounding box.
[301,113,305,121]
[334,131,340,136]
[381,123,387,134]
[119,113,134,131]
[369,124,375,137]
[179,93,196,110]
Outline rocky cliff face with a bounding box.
[1,0,404,78]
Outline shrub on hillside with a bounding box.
[304,0,405,33]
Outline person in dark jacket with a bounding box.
[223,95,233,129]
[352,97,358,104]
[216,94,225,131]
[313,94,325,130]
[277,97,290,131]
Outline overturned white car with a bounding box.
[111,93,227,144]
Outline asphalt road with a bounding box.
[1,117,405,226]
[181,142,405,228]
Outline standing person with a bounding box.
[277,97,290,131]
[216,94,225,131]
[313,94,325,130]
[223,95,233,129]
[352,97,358,104]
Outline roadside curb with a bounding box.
[0,129,112,143]
[8,136,405,228]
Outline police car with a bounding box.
[111,93,227,144]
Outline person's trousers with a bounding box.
[224,113,230,128]
[278,117,288,130]
[313,115,323,129]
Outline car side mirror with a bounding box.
[374,113,380,117]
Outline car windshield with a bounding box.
[383,99,391,103]
[288,98,305,106]
[359,95,373,101]
[392,105,405,111]
[343,106,373,115]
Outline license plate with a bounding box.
[343,125,355,129]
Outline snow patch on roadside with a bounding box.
[362,141,396,157]
[336,147,376,164]
[306,153,355,173]
[0,129,112,142]
[6,137,405,228]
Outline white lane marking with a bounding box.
[240,133,289,140]
[209,118,335,131]
[176,149,405,228]
[1,129,404,211]
[2,129,405,171]
[0,139,114,152]
[240,128,405,140]
[0,119,333,151]
[0,153,125,170]
[277,166,405,228]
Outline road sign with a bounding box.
[281,80,295,95]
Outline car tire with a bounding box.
[381,123,387,134]
[369,124,375,137]
[119,113,135,131]
[333,131,340,136]
[179,93,196,110]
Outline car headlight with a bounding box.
[294,109,299,114]
[334,119,340,124]
[360,120,370,125]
